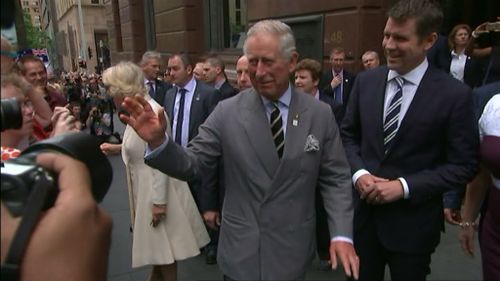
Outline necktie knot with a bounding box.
[178,88,187,95]
[394,76,405,89]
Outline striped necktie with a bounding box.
[383,76,405,153]
[270,102,285,158]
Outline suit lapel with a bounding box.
[164,87,176,126]
[189,84,203,141]
[241,90,280,178]
[374,68,389,158]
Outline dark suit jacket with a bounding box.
[163,80,219,204]
[442,53,482,88]
[426,34,449,71]
[218,80,239,102]
[318,91,343,126]
[149,79,173,106]
[163,80,219,142]
[319,69,355,122]
[341,65,479,254]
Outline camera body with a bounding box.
[2,154,58,217]
[1,132,113,217]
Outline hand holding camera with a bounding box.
[1,153,112,281]
[1,132,113,280]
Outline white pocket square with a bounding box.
[304,134,320,152]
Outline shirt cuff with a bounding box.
[331,236,353,244]
[352,169,370,186]
[145,135,169,159]
[398,177,410,199]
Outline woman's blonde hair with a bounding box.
[102,61,147,97]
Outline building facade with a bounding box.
[104,0,497,78]
[21,0,42,28]
[54,0,108,72]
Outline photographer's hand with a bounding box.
[51,107,78,137]
[1,153,112,281]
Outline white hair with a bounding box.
[102,61,146,97]
[243,20,296,60]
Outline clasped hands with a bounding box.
[355,174,404,204]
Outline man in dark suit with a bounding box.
[319,47,355,123]
[203,55,238,101]
[120,20,359,280]
[341,1,479,280]
[140,51,172,106]
[163,53,220,264]
[163,53,219,148]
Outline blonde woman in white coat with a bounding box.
[102,62,209,281]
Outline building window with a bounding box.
[91,0,99,4]
[144,0,156,50]
[205,0,247,49]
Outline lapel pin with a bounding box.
[196,95,200,101]
[292,114,299,126]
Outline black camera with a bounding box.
[1,98,23,132]
[1,132,113,217]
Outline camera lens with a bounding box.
[1,98,23,132]
[21,132,113,202]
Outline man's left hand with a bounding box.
[365,180,404,204]
[329,241,359,280]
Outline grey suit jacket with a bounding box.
[146,87,353,280]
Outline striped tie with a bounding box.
[270,102,285,158]
[383,77,404,153]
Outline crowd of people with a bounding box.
[1,0,499,280]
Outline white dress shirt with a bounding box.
[449,50,467,83]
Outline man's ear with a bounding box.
[288,51,299,73]
[186,65,193,75]
[424,32,438,52]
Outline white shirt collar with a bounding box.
[387,58,428,86]
[260,83,292,108]
[179,76,196,93]
[313,89,320,100]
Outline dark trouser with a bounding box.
[315,190,331,260]
[353,219,432,281]
[207,226,219,249]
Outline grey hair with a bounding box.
[1,73,31,97]
[102,61,147,98]
[140,50,161,66]
[243,20,296,60]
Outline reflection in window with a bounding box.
[227,0,247,48]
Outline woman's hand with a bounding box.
[151,204,166,227]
